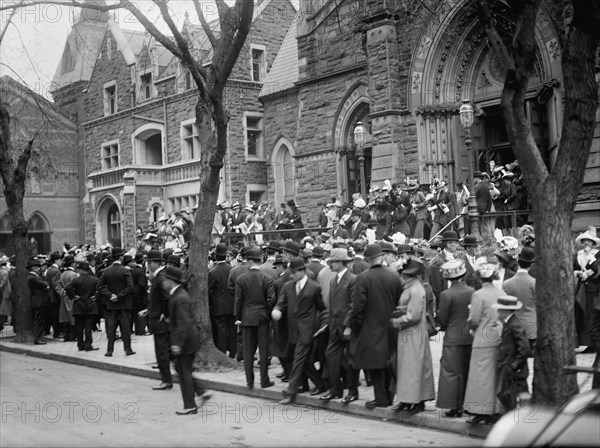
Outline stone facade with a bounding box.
[260,0,600,230]
[0,76,79,255]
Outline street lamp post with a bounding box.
[459,99,480,240]
[353,121,367,199]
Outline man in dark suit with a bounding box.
[348,209,367,241]
[235,249,276,390]
[97,247,135,357]
[350,240,369,275]
[320,248,358,403]
[124,254,148,336]
[28,257,50,345]
[44,251,63,338]
[343,243,402,409]
[163,266,210,415]
[328,217,349,240]
[208,243,236,358]
[273,257,326,405]
[493,295,531,412]
[66,261,99,351]
[227,246,251,361]
[139,250,172,389]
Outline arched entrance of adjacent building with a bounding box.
[271,137,296,207]
[96,195,122,247]
[409,1,561,184]
[333,82,373,202]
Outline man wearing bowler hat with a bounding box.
[162,266,211,415]
[343,243,402,408]
[139,250,173,389]
[97,247,135,357]
[234,248,276,389]
[273,257,326,404]
[208,243,236,358]
[66,261,99,351]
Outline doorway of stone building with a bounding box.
[478,101,552,173]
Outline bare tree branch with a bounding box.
[0,1,21,44]
[477,0,513,72]
[193,0,217,48]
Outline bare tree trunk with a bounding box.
[0,102,34,343]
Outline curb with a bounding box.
[0,343,489,439]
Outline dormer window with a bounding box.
[140,72,153,100]
[103,81,117,116]
[250,45,266,82]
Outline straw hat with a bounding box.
[575,226,599,247]
[441,259,466,279]
[492,295,523,311]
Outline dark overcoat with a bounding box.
[276,277,324,345]
[344,264,402,369]
[168,286,200,356]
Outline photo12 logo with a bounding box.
[1,401,139,424]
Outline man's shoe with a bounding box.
[391,402,411,412]
[365,400,390,409]
[34,340,47,345]
[445,409,463,418]
[104,352,113,357]
[175,407,198,415]
[320,393,342,401]
[151,363,159,369]
[261,381,275,389]
[85,347,99,351]
[279,396,295,405]
[309,386,327,396]
[125,350,136,356]
[153,382,173,390]
[341,394,359,404]
[467,414,492,425]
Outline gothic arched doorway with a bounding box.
[96,196,122,247]
[272,138,296,207]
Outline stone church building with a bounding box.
[260,0,599,230]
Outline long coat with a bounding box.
[234,268,275,326]
[29,272,50,308]
[168,286,200,356]
[392,277,435,403]
[503,270,537,340]
[436,281,474,409]
[276,277,324,345]
[272,270,293,358]
[208,262,234,316]
[344,264,402,369]
[130,264,148,312]
[147,267,169,335]
[66,272,98,315]
[96,262,133,310]
[497,314,531,411]
[328,270,356,337]
[58,268,77,324]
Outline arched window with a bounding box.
[150,204,161,224]
[133,125,163,166]
[272,138,296,207]
[28,212,51,254]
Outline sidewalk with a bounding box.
[0,324,595,440]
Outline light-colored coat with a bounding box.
[503,270,537,340]
[468,282,503,348]
[392,277,435,403]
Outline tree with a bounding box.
[1,0,254,364]
[477,0,600,406]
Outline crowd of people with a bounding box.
[1,169,598,417]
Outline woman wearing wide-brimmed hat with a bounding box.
[463,256,504,424]
[573,226,600,352]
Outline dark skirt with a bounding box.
[436,344,472,410]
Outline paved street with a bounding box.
[1,352,479,447]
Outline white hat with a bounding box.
[354,198,366,209]
[492,295,523,310]
[390,232,406,246]
[576,226,599,247]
